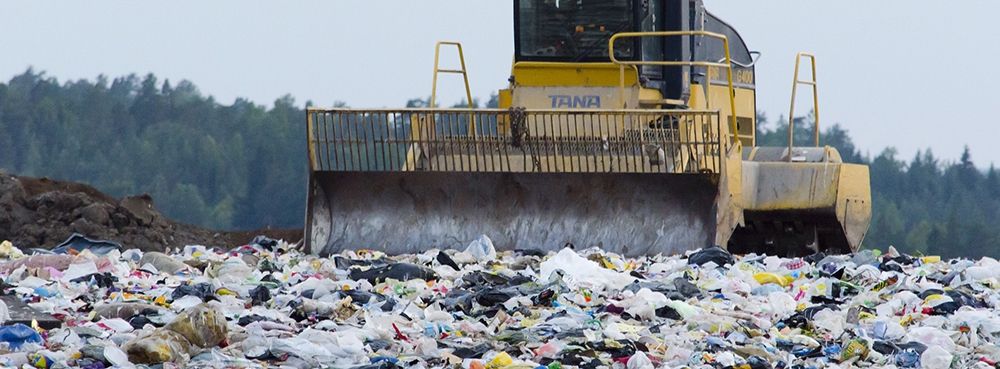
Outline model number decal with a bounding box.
[709,67,755,85]
[549,95,601,108]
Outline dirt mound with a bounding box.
[0,169,302,252]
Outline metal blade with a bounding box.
[307,171,719,257]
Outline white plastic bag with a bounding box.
[626,352,654,369]
[539,248,635,290]
[904,327,956,352]
[464,235,496,261]
[0,299,9,324]
[921,345,953,369]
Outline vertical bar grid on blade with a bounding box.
[307,109,722,174]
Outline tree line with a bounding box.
[0,69,997,257]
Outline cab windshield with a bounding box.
[517,0,634,61]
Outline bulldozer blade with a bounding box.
[306,171,720,257]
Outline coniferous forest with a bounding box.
[1,69,998,258]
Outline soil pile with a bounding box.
[0,169,301,251]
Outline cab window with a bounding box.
[517,0,635,61]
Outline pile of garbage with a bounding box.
[0,234,998,369]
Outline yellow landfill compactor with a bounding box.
[305,0,872,257]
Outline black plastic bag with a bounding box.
[474,288,513,307]
[746,355,773,369]
[70,272,117,288]
[171,282,214,301]
[349,263,438,284]
[250,285,271,306]
[436,251,460,271]
[673,277,702,298]
[687,246,734,267]
[655,305,682,320]
[249,235,279,251]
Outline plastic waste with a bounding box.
[0,240,23,259]
[60,261,100,283]
[626,352,653,369]
[903,327,956,352]
[29,353,52,368]
[664,300,698,319]
[487,352,513,369]
[840,337,871,362]
[92,303,169,320]
[437,251,461,270]
[69,272,117,288]
[686,246,734,267]
[0,254,76,273]
[0,353,29,367]
[122,302,228,364]
[850,249,880,266]
[535,340,564,358]
[139,251,188,274]
[753,272,793,287]
[103,346,129,367]
[465,235,497,261]
[250,284,272,306]
[897,349,921,368]
[746,355,773,369]
[673,277,702,298]
[349,263,438,284]
[0,300,9,324]
[539,248,635,290]
[207,258,254,282]
[171,282,214,301]
[0,324,43,350]
[920,345,952,369]
[51,233,121,256]
[752,283,785,296]
[248,235,280,251]
[5,236,1000,369]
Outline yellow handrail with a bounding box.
[431,41,476,138]
[431,42,474,109]
[608,31,740,147]
[787,52,820,160]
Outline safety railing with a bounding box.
[787,52,820,159]
[608,31,740,148]
[307,108,723,174]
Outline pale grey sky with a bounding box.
[3,1,999,167]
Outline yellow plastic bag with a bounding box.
[487,352,513,369]
[753,273,793,287]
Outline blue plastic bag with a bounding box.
[0,324,43,350]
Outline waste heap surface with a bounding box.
[0,235,995,369]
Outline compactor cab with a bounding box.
[305,0,872,257]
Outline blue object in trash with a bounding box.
[51,233,121,256]
[896,350,920,368]
[0,323,43,350]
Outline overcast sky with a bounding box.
[3,1,999,167]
